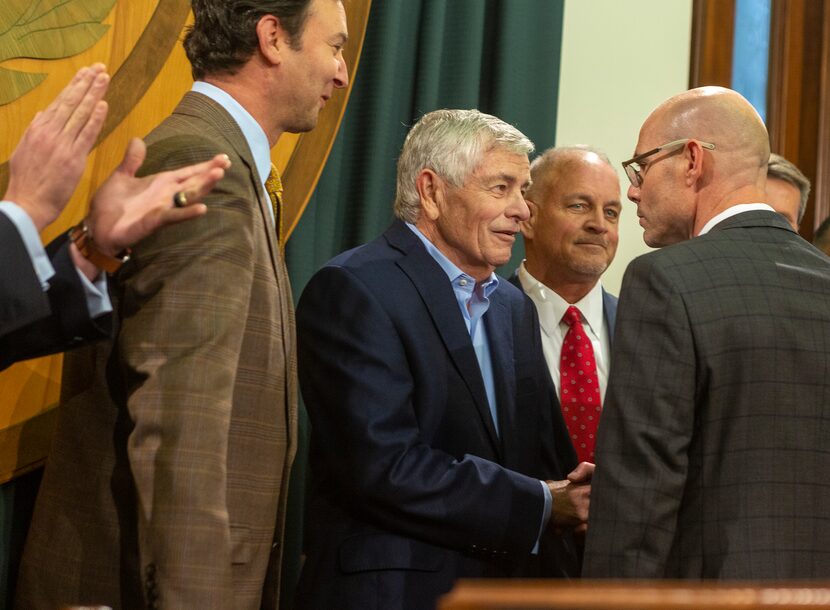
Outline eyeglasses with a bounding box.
[621,139,715,187]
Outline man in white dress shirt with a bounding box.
[513,146,621,463]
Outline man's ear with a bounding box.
[416,169,443,221]
[257,14,284,65]
[684,140,707,187]
[520,198,538,239]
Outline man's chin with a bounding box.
[570,260,609,277]
[286,113,320,134]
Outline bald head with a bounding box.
[645,86,770,175]
[629,87,772,247]
[527,146,613,202]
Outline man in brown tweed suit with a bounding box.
[583,87,830,578]
[16,1,349,608]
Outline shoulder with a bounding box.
[141,95,249,174]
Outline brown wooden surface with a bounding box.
[814,0,830,232]
[767,0,830,240]
[439,580,830,610]
[689,0,735,89]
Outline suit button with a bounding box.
[145,563,157,577]
[272,541,280,551]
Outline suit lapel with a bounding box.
[485,293,513,463]
[169,92,296,440]
[173,93,282,278]
[602,288,617,341]
[388,223,501,455]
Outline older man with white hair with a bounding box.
[295,109,591,609]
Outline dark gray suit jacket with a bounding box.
[583,210,830,578]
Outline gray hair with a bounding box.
[393,109,534,223]
[768,153,811,223]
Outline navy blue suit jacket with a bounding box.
[0,214,109,370]
[295,221,578,610]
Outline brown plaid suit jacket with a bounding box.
[16,92,297,609]
[583,210,830,578]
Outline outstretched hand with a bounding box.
[86,138,231,256]
[4,64,110,231]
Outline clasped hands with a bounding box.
[548,461,594,536]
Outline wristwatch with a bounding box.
[69,219,131,274]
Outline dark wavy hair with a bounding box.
[185,0,314,80]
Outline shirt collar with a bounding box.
[192,81,272,189]
[405,222,499,296]
[697,203,776,236]
[517,261,604,334]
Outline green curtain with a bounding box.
[281,1,564,606]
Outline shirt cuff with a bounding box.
[533,479,552,554]
[0,201,55,290]
[76,267,112,318]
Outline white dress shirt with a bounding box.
[697,202,776,236]
[516,262,611,403]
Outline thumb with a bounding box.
[567,461,595,483]
[117,138,147,177]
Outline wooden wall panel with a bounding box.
[690,0,830,239]
[689,0,735,88]
[767,0,830,240]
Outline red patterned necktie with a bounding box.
[559,305,601,463]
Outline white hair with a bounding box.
[393,109,534,223]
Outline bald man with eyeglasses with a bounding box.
[583,87,830,579]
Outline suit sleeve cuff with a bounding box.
[532,479,552,554]
[75,267,112,318]
[0,201,55,289]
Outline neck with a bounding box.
[692,184,766,236]
[524,259,598,304]
[203,72,284,146]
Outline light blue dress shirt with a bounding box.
[0,201,111,317]
[191,81,275,224]
[405,223,552,550]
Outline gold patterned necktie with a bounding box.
[265,163,285,249]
